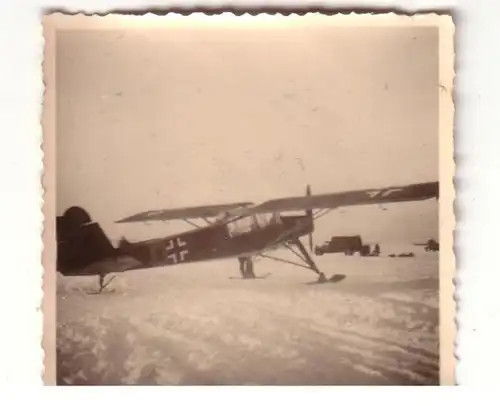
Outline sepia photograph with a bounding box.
[42,12,455,385]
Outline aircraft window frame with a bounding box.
[255,212,282,227]
[227,216,255,236]
[254,213,269,228]
[226,212,282,236]
[270,212,282,224]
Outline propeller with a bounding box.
[306,184,314,252]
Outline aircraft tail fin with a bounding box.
[118,237,132,250]
[56,206,117,275]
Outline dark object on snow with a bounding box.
[315,235,363,256]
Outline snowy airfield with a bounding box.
[56,248,439,385]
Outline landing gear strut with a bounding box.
[290,238,327,283]
[95,272,116,294]
[257,238,328,283]
[238,256,256,279]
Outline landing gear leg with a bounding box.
[292,238,327,283]
[238,257,246,278]
[238,256,256,279]
[245,257,256,279]
[95,273,116,294]
[99,274,105,293]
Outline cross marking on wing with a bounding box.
[366,187,405,199]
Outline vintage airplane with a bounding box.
[56,181,439,293]
[413,238,440,252]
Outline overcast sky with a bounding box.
[55,20,439,244]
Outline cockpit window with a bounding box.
[227,216,255,235]
[215,211,230,222]
[254,212,281,227]
[254,213,270,228]
[227,212,281,236]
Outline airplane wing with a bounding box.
[116,202,253,223]
[245,181,439,215]
[116,181,438,224]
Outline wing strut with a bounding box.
[183,219,203,229]
[313,208,334,221]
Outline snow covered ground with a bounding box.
[56,250,439,385]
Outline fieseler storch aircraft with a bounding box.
[56,181,439,293]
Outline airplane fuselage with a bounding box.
[118,213,313,270]
[57,212,314,277]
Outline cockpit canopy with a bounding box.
[219,212,282,236]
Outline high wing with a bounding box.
[116,181,438,224]
[245,181,439,215]
[116,202,253,223]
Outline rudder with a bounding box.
[56,206,116,275]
